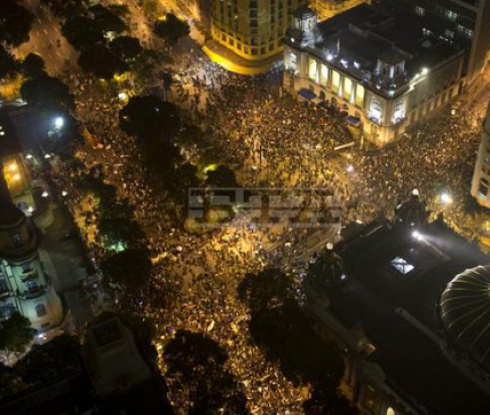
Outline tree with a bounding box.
[205,165,238,188]
[98,216,146,250]
[78,43,128,79]
[100,249,152,294]
[0,0,34,46]
[153,14,190,45]
[0,312,34,360]
[90,4,128,36]
[20,74,74,110]
[119,95,181,139]
[22,53,46,79]
[62,16,105,51]
[0,45,20,78]
[40,0,88,18]
[110,36,143,61]
[107,4,130,18]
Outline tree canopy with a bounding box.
[22,53,46,79]
[62,15,105,51]
[153,14,190,45]
[0,312,34,357]
[0,45,20,78]
[110,36,143,61]
[0,0,34,46]
[20,73,74,110]
[78,43,128,79]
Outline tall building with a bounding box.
[471,101,490,208]
[310,0,367,20]
[372,0,490,83]
[0,166,63,332]
[283,5,464,145]
[207,0,307,74]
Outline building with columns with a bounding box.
[283,5,465,145]
[310,0,368,20]
[0,166,63,332]
[304,192,490,415]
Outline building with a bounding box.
[283,5,464,145]
[372,0,490,84]
[207,0,307,74]
[310,0,368,20]
[471,101,490,208]
[0,166,63,332]
[182,0,213,31]
[304,191,490,415]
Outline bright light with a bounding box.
[412,188,419,197]
[8,162,18,172]
[421,67,429,75]
[54,117,64,129]
[12,173,21,182]
[346,164,354,173]
[26,154,33,160]
[412,230,423,241]
[62,190,68,197]
[41,191,49,198]
[440,192,453,204]
[118,92,128,101]
[44,154,51,159]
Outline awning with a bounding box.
[345,116,362,127]
[298,88,317,101]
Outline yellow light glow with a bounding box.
[320,65,328,87]
[343,78,353,100]
[8,162,18,172]
[356,84,365,107]
[12,173,21,182]
[308,58,317,82]
[332,71,340,94]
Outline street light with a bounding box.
[440,192,453,205]
[53,117,64,129]
[412,230,423,241]
[346,164,354,173]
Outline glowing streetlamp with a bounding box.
[440,192,453,205]
[53,117,64,129]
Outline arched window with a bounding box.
[35,303,47,317]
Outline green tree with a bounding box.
[62,15,105,51]
[153,14,190,45]
[0,0,34,46]
[0,45,20,78]
[22,53,46,79]
[78,43,128,79]
[40,0,88,18]
[110,36,143,61]
[90,4,128,36]
[100,248,152,294]
[98,216,146,250]
[0,312,34,360]
[20,74,74,110]
[119,95,181,139]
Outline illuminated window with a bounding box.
[308,58,318,83]
[415,6,425,16]
[445,10,457,21]
[343,77,353,101]
[331,70,340,94]
[391,257,414,275]
[369,97,382,123]
[392,99,405,123]
[320,64,328,87]
[355,84,365,107]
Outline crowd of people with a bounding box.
[40,2,490,413]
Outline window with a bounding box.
[369,97,382,123]
[331,70,340,94]
[355,84,365,107]
[26,279,39,293]
[35,303,47,317]
[392,99,405,123]
[479,179,489,199]
[308,58,317,83]
[0,303,16,319]
[445,10,457,21]
[415,6,425,16]
[445,29,455,39]
[391,257,414,275]
[22,262,32,274]
[11,233,22,247]
[343,77,353,101]
[320,64,328,87]
[0,279,8,293]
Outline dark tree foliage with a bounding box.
[40,0,88,18]
[119,95,181,139]
[20,73,74,110]
[89,4,128,35]
[238,269,357,414]
[164,331,249,414]
[62,16,105,51]
[78,44,128,79]
[110,36,143,61]
[107,4,131,18]
[153,13,190,45]
[0,0,34,46]
[98,215,146,249]
[0,45,20,78]
[0,363,23,399]
[205,165,238,188]
[22,53,46,79]
[15,335,80,386]
[0,312,34,355]
[100,248,152,293]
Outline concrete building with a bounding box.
[283,5,465,145]
[206,0,307,74]
[372,0,490,84]
[310,0,368,20]
[304,192,490,415]
[0,166,63,332]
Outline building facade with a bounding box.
[209,0,307,72]
[0,167,62,332]
[283,5,464,145]
[471,101,490,207]
[310,0,368,20]
[373,0,490,84]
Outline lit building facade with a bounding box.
[372,0,490,84]
[310,0,368,20]
[283,5,464,145]
[210,0,307,72]
[0,167,62,332]
[471,101,490,207]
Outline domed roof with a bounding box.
[440,265,490,371]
